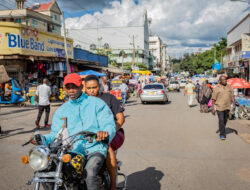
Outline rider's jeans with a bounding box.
[85,152,105,190]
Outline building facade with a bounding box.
[68,11,150,68]
[224,13,250,81]
[149,35,162,69]
[0,0,61,35]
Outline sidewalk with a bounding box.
[228,119,250,144]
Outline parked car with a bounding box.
[180,80,187,88]
[168,81,180,92]
[140,83,169,104]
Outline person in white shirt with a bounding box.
[119,81,128,106]
[35,79,51,128]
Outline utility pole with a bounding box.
[97,18,102,50]
[132,35,135,69]
[62,11,70,74]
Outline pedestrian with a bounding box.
[212,76,235,140]
[100,76,110,93]
[198,80,212,113]
[136,81,141,97]
[35,78,51,128]
[184,80,195,107]
[119,80,128,106]
[195,80,200,100]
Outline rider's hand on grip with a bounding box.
[96,131,109,143]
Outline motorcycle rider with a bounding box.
[31,73,116,190]
[84,75,125,190]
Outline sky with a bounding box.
[0,0,249,57]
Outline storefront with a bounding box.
[0,22,74,87]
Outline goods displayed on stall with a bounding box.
[0,65,10,84]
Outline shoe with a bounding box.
[35,121,40,128]
[220,135,226,140]
[44,124,51,128]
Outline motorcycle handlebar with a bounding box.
[71,131,109,144]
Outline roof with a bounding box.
[28,1,54,11]
[227,13,250,35]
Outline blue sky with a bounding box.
[0,0,249,57]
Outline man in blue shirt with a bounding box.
[41,73,116,190]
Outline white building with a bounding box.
[149,35,162,69]
[68,11,150,67]
[225,13,250,81]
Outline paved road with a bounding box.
[0,92,250,190]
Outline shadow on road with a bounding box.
[216,128,238,135]
[0,108,37,116]
[141,101,172,105]
[0,126,51,140]
[119,167,164,190]
[189,104,198,108]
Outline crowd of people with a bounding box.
[184,76,235,140]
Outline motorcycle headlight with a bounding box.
[29,146,50,171]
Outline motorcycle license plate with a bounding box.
[150,91,156,95]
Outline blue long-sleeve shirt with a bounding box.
[42,93,116,157]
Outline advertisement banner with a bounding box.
[0,22,73,59]
[242,51,250,59]
[242,34,250,52]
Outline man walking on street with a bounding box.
[212,76,235,140]
[35,78,51,128]
[184,80,195,107]
[120,80,128,106]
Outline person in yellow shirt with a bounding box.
[4,82,12,96]
[184,80,195,107]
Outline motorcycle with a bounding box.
[22,118,127,190]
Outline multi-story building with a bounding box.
[68,11,150,68]
[0,0,62,34]
[224,13,250,81]
[149,35,162,70]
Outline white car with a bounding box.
[180,80,187,88]
[168,81,180,92]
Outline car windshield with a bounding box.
[144,85,163,89]
[170,81,178,84]
[13,80,22,89]
[112,83,122,89]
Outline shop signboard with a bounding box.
[242,34,250,52]
[0,22,73,58]
[242,51,250,59]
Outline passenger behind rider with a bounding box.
[85,75,125,190]
[31,73,116,190]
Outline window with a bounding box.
[149,41,156,45]
[26,19,29,26]
[52,14,57,21]
[14,18,22,23]
[32,19,38,28]
[52,25,57,33]
[144,84,163,89]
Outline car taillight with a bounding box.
[161,90,164,94]
[141,90,144,94]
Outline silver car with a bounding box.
[140,83,169,104]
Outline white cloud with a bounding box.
[64,0,248,57]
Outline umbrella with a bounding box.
[227,78,250,89]
[78,70,106,77]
